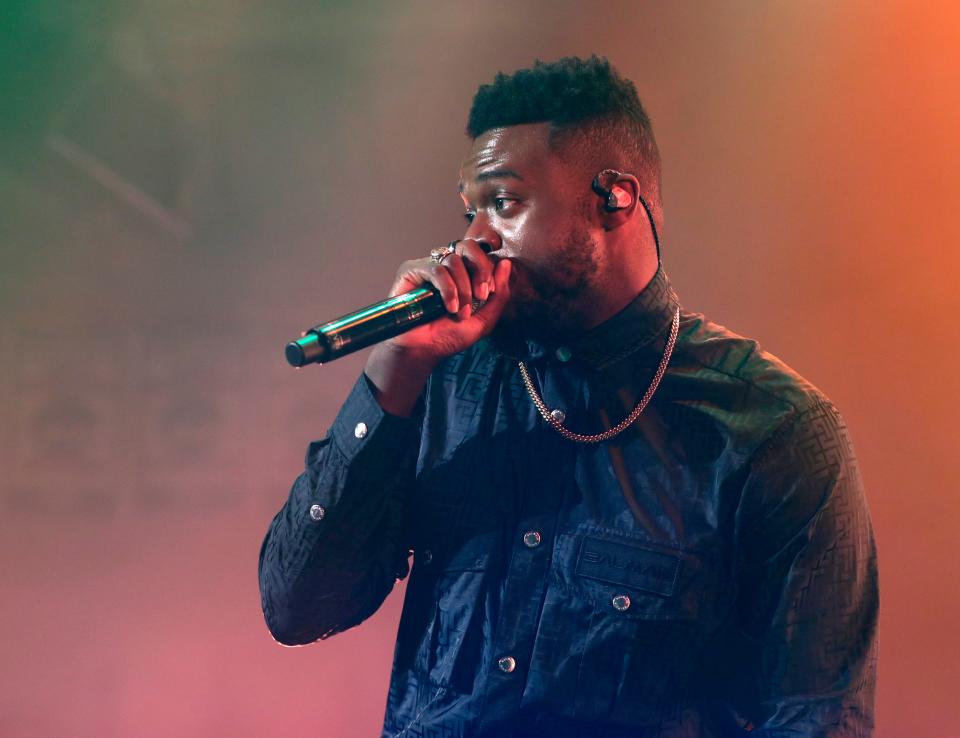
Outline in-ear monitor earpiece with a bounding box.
[592,169,633,212]
[606,185,632,211]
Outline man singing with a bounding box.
[259,56,878,737]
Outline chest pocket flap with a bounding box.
[553,529,712,620]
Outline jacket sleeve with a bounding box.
[726,400,879,737]
[258,372,424,646]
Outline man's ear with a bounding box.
[591,169,641,230]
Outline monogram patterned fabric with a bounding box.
[259,267,878,737]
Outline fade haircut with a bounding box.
[467,55,662,218]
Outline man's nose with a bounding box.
[463,213,502,253]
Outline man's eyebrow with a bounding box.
[478,168,523,182]
[458,168,524,191]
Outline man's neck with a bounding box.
[577,253,660,334]
[492,261,679,372]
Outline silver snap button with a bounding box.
[612,594,631,611]
[522,531,542,548]
[354,422,368,439]
[549,408,566,423]
[555,346,572,362]
[421,549,433,565]
[309,504,326,521]
[497,656,516,673]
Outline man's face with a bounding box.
[458,123,602,343]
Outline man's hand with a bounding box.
[363,239,512,416]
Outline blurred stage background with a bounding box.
[1,1,958,736]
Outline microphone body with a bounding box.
[285,286,447,367]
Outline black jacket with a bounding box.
[259,266,878,737]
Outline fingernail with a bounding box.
[450,298,459,313]
[479,283,489,301]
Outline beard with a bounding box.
[490,223,600,352]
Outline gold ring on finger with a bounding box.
[429,240,458,264]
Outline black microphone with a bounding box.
[286,286,481,367]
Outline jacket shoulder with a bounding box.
[672,310,841,454]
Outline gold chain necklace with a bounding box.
[518,308,680,443]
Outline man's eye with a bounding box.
[463,212,476,224]
[493,197,511,212]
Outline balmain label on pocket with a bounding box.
[576,536,682,597]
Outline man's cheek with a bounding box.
[499,210,534,251]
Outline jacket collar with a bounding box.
[500,264,681,372]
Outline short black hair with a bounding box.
[467,55,661,210]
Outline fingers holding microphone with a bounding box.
[432,240,473,320]
[456,239,511,335]
[436,239,510,331]
[384,239,511,360]
[439,239,496,318]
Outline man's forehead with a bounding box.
[459,123,553,183]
